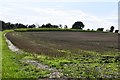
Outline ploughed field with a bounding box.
[5,31,119,78]
[6,32,118,57]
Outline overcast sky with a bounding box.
[0,0,119,30]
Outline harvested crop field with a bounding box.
[5,31,120,78]
[6,31,119,56]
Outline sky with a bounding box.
[0,0,119,30]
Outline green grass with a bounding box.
[19,48,119,78]
[2,30,50,78]
[0,31,2,78]
[34,50,119,78]
[14,28,97,32]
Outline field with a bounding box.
[6,32,119,56]
[3,31,120,78]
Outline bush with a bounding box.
[97,28,104,32]
[115,30,119,33]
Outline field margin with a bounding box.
[0,31,2,79]
[14,28,99,32]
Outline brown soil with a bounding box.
[6,31,119,57]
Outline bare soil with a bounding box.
[6,31,119,57]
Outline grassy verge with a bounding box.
[2,30,50,78]
[30,50,119,78]
[14,28,97,32]
[0,31,2,78]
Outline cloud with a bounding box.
[0,4,117,30]
[31,8,117,30]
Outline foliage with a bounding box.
[41,23,58,28]
[28,24,36,28]
[0,20,37,31]
[115,30,119,33]
[97,28,104,32]
[72,21,85,29]
[110,26,115,32]
[64,25,68,29]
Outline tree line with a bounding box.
[0,20,68,31]
[0,20,119,33]
[96,26,119,33]
[1,20,36,31]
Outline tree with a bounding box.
[14,23,27,28]
[1,20,29,30]
[59,24,62,28]
[97,28,104,32]
[72,21,84,29]
[52,25,59,28]
[115,30,119,33]
[110,26,114,32]
[87,29,90,31]
[41,23,58,28]
[28,24,36,28]
[64,25,68,29]
[1,21,5,31]
[41,24,46,28]
[45,23,52,28]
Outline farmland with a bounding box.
[4,31,120,78]
[6,31,119,56]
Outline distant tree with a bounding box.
[87,29,90,31]
[72,21,84,29]
[28,24,36,28]
[10,24,15,29]
[5,22,11,29]
[64,25,68,29]
[41,24,46,28]
[110,26,114,32]
[41,23,58,28]
[26,24,29,28]
[52,25,59,28]
[15,23,19,28]
[16,23,27,28]
[91,29,94,31]
[97,28,104,32]
[59,24,62,28]
[1,21,5,31]
[115,30,119,33]
[1,20,30,30]
[45,23,52,28]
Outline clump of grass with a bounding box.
[35,49,119,78]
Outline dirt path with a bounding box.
[22,59,63,78]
